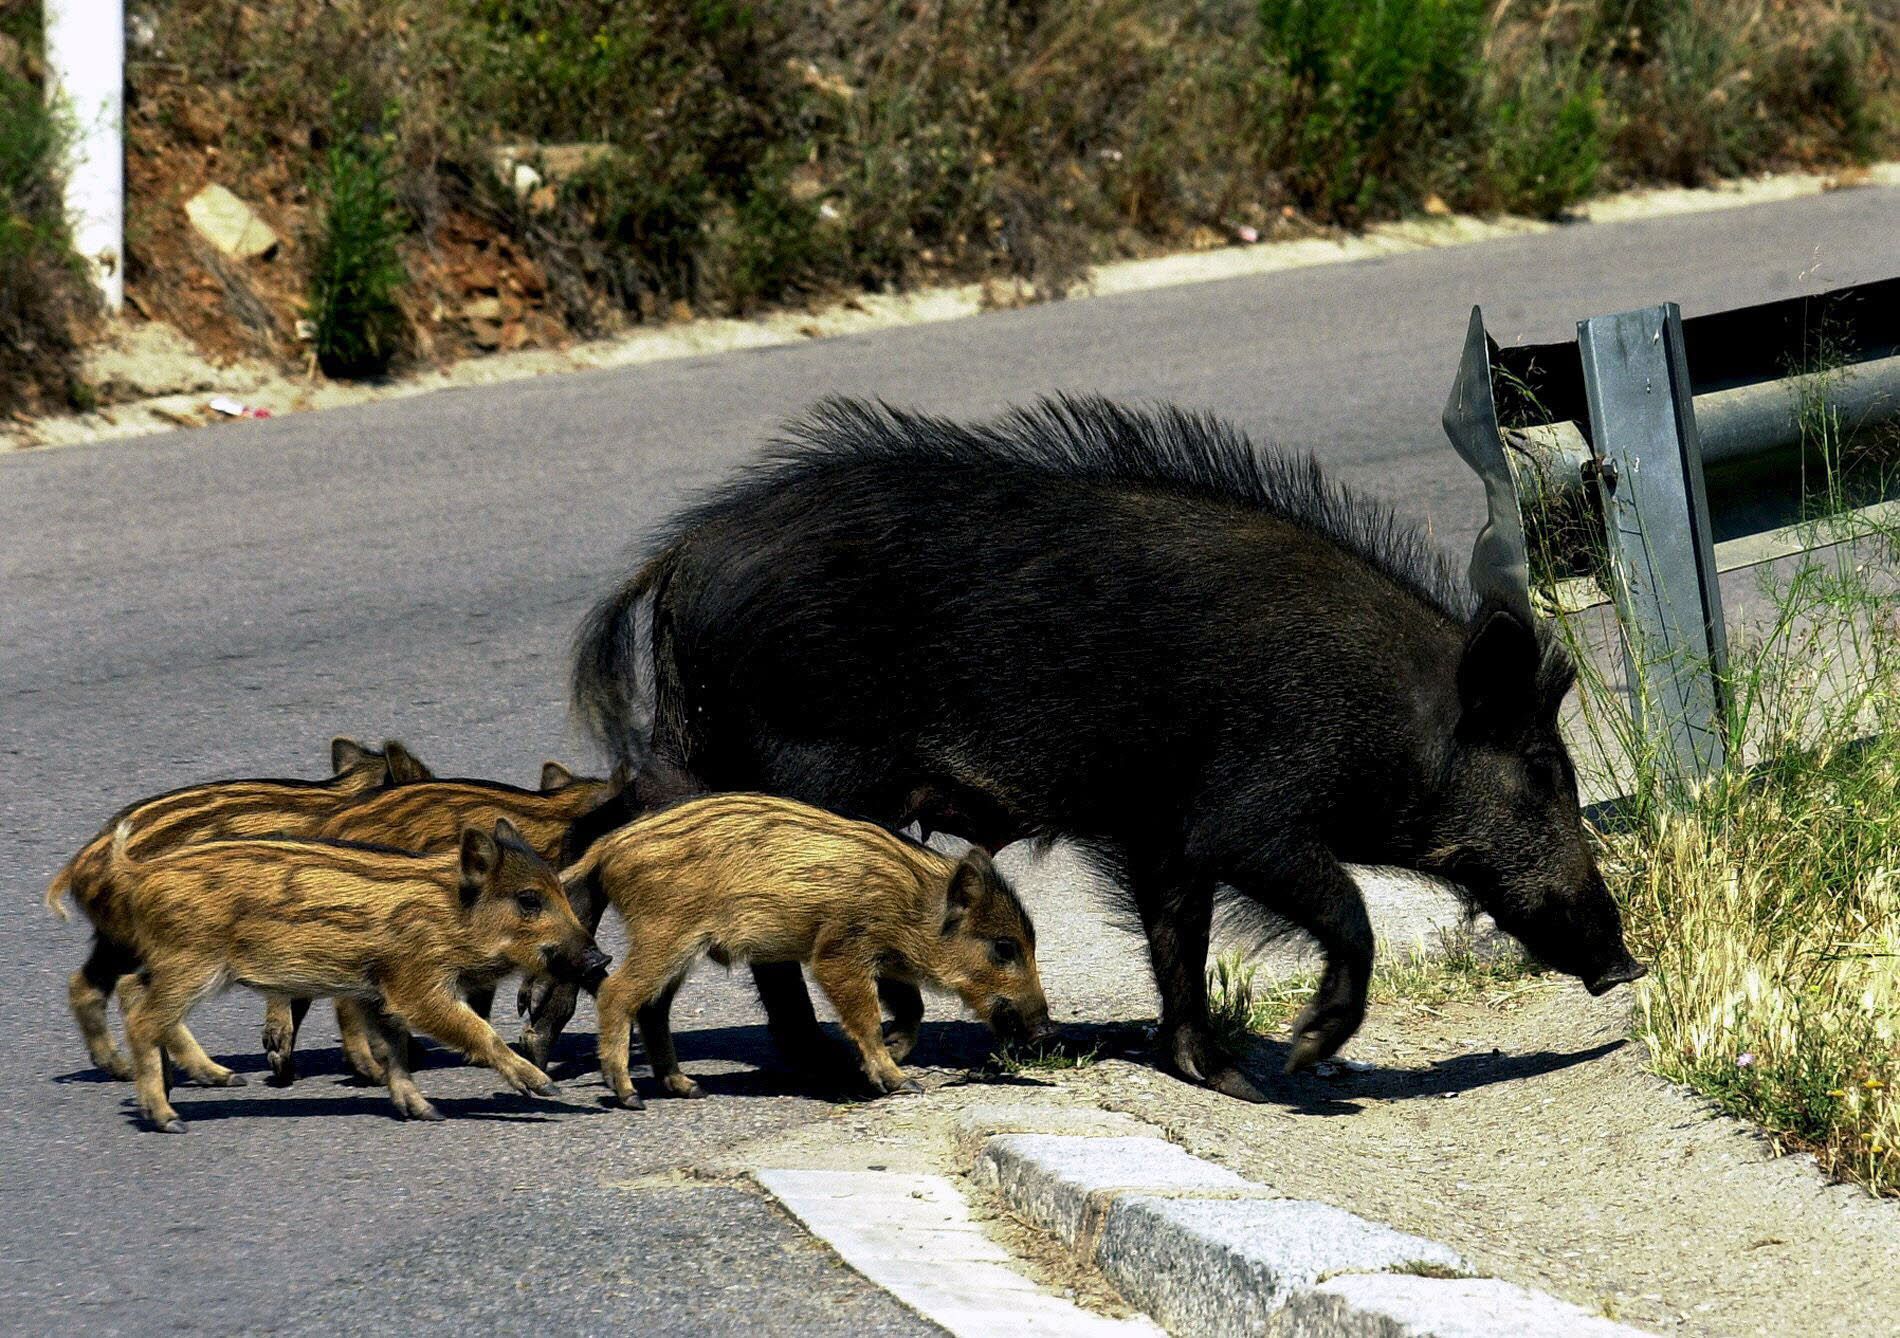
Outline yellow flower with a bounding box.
[1827,1088,1848,1098]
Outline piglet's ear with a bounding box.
[459,827,500,907]
[382,740,434,784]
[943,848,991,930]
[1456,605,1541,733]
[540,761,577,792]
[330,737,374,774]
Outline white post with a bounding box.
[42,0,124,313]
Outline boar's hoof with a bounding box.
[150,1116,187,1134]
[200,1071,246,1088]
[403,1101,445,1123]
[663,1075,705,1100]
[1284,1027,1341,1075]
[615,1090,648,1111]
[1206,1066,1268,1103]
[893,1079,924,1097]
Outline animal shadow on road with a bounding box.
[117,1087,578,1130]
[1229,1036,1630,1116]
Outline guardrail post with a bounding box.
[1577,303,1729,783]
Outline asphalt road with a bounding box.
[3,183,1895,1334]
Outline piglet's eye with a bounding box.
[515,891,544,916]
[991,938,1020,964]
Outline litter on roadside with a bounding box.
[207,396,271,419]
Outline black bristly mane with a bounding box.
[663,394,1473,623]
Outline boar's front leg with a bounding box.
[811,934,918,1097]
[1229,843,1373,1074]
[1129,858,1262,1101]
[387,985,558,1101]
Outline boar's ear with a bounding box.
[493,817,527,850]
[382,740,434,785]
[1456,604,1542,734]
[330,737,376,774]
[943,848,993,929]
[540,761,577,792]
[459,827,501,906]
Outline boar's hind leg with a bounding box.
[877,978,925,1064]
[342,1000,441,1122]
[1231,846,1373,1075]
[1128,861,1257,1098]
[262,996,310,1086]
[117,972,241,1088]
[636,978,703,1099]
[69,934,137,1079]
[124,963,219,1132]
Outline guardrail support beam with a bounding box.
[1578,303,1730,783]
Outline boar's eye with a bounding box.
[514,891,544,916]
[990,938,1021,965]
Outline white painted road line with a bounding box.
[755,1168,1165,1338]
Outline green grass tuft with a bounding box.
[306,130,409,379]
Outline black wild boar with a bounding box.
[573,396,1646,1100]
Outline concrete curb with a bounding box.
[963,1112,1649,1337]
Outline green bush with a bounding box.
[1486,70,1604,218]
[1255,0,1488,220]
[0,66,93,413]
[305,135,408,378]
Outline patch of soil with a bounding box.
[1069,986,1900,1335]
[121,75,569,377]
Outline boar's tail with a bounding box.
[573,546,679,769]
[105,820,142,891]
[44,862,74,920]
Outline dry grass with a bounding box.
[1557,373,1900,1195]
[1597,522,1900,1195]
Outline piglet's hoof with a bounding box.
[893,1078,924,1096]
[152,1117,187,1134]
[663,1075,705,1100]
[614,1091,647,1111]
[203,1072,247,1088]
[402,1101,445,1123]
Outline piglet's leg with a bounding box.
[876,978,925,1064]
[124,962,218,1132]
[261,996,309,1086]
[333,999,388,1083]
[811,939,917,1097]
[342,999,441,1122]
[387,986,557,1100]
[120,973,241,1088]
[636,977,701,1099]
[596,951,688,1111]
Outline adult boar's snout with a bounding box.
[1585,954,1648,996]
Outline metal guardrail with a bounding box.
[1443,275,1900,786]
